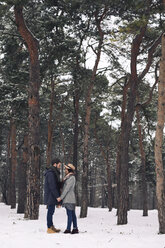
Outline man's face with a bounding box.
[56,162,61,169]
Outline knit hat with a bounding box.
[65,163,75,171]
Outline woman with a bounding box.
[57,163,79,234]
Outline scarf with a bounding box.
[63,172,74,182]
[49,165,60,183]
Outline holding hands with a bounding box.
[57,197,61,202]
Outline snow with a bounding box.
[0,203,164,248]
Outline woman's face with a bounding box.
[65,168,69,175]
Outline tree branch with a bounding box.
[138,34,162,80]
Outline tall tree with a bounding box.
[10,116,17,209]
[154,32,165,234]
[116,0,162,224]
[117,25,147,224]
[136,104,148,216]
[14,4,40,219]
[80,5,108,218]
[94,115,113,211]
[153,0,165,234]
[46,78,55,167]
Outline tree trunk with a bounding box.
[14,5,40,220]
[10,118,17,209]
[73,83,80,205]
[89,165,95,207]
[59,124,66,163]
[136,106,148,216]
[80,102,91,217]
[46,78,54,167]
[101,177,105,208]
[80,8,107,218]
[117,26,146,225]
[94,118,112,211]
[6,123,11,205]
[107,159,113,211]
[0,126,8,204]
[116,79,129,216]
[154,33,165,234]
[17,135,28,214]
[73,84,79,173]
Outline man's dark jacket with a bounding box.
[44,166,61,205]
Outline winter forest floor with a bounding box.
[0,203,164,248]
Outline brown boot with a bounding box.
[52,225,61,233]
[47,226,58,234]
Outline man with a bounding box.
[44,158,62,233]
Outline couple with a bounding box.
[44,158,79,234]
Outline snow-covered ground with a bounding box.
[0,203,164,248]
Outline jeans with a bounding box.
[66,208,78,231]
[47,204,55,228]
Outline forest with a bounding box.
[0,0,165,234]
